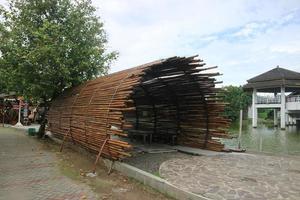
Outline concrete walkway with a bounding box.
[0,127,97,200]
[171,145,225,156]
[159,153,300,200]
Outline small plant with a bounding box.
[153,171,161,178]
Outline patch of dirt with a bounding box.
[41,138,173,200]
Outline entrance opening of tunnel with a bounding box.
[126,64,215,146]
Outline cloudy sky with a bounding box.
[93,0,300,86]
[1,0,299,86]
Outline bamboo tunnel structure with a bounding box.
[47,56,231,160]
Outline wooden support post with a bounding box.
[59,129,70,152]
[107,160,115,175]
[93,137,109,173]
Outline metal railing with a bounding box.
[286,95,300,102]
[256,96,281,104]
[256,95,300,104]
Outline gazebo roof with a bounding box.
[244,66,300,92]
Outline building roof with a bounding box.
[244,66,300,91]
[248,67,300,82]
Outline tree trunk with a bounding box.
[37,99,49,138]
[37,116,47,138]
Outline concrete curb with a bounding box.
[171,146,225,157]
[103,159,211,200]
[5,124,40,132]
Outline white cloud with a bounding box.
[93,0,300,86]
[232,22,268,37]
[270,45,300,54]
[1,0,299,85]
[270,38,300,54]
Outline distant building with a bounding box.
[244,66,300,129]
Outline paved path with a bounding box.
[160,153,300,200]
[0,127,98,200]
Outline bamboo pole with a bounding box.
[47,56,230,161]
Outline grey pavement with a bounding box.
[171,145,225,156]
[160,153,300,200]
[0,127,98,200]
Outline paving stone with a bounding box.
[160,153,300,200]
[0,128,98,200]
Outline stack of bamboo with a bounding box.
[47,56,231,160]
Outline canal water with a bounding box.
[222,120,300,155]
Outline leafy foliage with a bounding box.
[0,0,117,99]
[220,85,251,121]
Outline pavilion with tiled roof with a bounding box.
[244,66,300,129]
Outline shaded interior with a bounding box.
[123,62,212,148]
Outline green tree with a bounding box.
[220,85,251,121]
[0,0,117,100]
[0,0,117,134]
[0,67,8,94]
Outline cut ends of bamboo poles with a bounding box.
[47,56,231,168]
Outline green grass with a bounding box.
[152,171,161,178]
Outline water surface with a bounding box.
[223,120,300,155]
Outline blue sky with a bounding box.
[96,0,300,86]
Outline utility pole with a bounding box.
[238,109,243,149]
[15,97,24,127]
